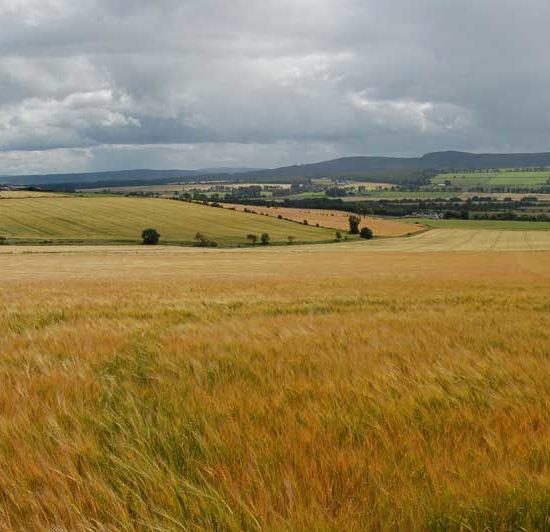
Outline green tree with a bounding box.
[260,233,270,245]
[360,227,374,239]
[287,235,295,245]
[141,228,160,245]
[348,215,360,234]
[247,234,258,245]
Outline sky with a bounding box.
[1,0,549,175]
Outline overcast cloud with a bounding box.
[1,0,549,174]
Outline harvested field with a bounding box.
[351,228,550,252]
[222,203,423,236]
[0,195,334,245]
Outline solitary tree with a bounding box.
[335,231,342,241]
[360,226,374,239]
[348,215,360,234]
[246,234,258,245]
[141,228,160,245]
[260,233,270,245]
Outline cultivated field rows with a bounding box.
[0,196,335,244]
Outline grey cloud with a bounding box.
[1,0,549,173]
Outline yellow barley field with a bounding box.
[1,245,550,530]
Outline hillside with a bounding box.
[0,195,335,245]
[238,151,550,182]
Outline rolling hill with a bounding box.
[0,195,336,245]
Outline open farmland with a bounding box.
[0,195,335,245]
[433,170,550,189]
[344,228,550,252]
[82,182,292,194]
[1,245,550,530]
[0,190,66,199]
[222,203,423,236]
[2,228,550,257]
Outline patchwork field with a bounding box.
[1,246,550,530]
[83,182,293,194]
[0,195,335,245]
[222,203,423,236]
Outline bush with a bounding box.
[246,234,258,245]
[141,228,160,245]
[194,232,218,247]
[287,235,295,245]
[360,227,374,239]
[335,231,342,241]
[260,233,270,245]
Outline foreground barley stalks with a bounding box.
[0,249,549,530]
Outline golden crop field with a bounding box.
[0,195,336,245]
[0,190,66,199]
[347,228,550,252]
[2,228,550,259]
[222,203,422,237]
[1,243,550,530]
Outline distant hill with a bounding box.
[1,151,549,187]
[0,167,263,187]
[236,151,550,181]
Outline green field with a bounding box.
[433,170,550,189]
[407,217,550,230]
[0,196,336,245]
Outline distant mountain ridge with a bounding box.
[0,167,263,186]
[1,151,550,187]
